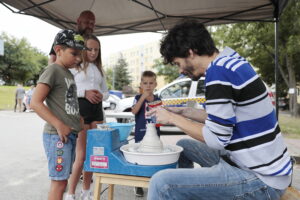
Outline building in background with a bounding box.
[103,41,166,91]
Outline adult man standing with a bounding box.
[14,84,25,112]
[148,20,292,200]
[48,10,95,63]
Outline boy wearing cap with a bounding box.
[30,29,86,200]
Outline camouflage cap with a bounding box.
[53,29,87,50]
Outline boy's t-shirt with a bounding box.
[37,63,81,134]
[133,94,161,142]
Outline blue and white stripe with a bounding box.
[202,47,292,189]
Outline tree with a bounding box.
[152,58,179,83]
[0,32,48,85]
[105,67,113,90]
[113,56,131,91]
[212,0,300,116]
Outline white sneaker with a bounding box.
[65,194,75,200]
[80,190,91,200]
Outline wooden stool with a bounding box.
[93,173,150,200]
[92,173,300,200]
[281,187,300,200]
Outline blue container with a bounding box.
[84,128,178,177]
[104,122,134,141]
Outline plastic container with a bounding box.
[120,143,183,165]
[101,122,135,141]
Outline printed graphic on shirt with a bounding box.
[65,78,79,115]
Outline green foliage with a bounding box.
[113,56,131,90]
[152,58,179,83]
[105,67,113,90]
[0,32,48,85]
[211,0,300,98]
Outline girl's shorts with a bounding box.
[78,98,103,124]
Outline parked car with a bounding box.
[103,94,121,110]
[114,76,275,120]
[109,90,125,99]
[114,77,206,121]
[278,97,289,110]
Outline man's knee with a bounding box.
[176,138,192,148]
[177,138,203,150]
[150,169,176,190]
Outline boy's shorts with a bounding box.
[43,133,77,180]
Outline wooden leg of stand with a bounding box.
[93,176,102,200]
[108,184,114,200]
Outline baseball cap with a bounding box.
[53,29,87,50]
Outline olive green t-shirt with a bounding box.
[38,63,81,134]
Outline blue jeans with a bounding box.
[148,139,285,200]
[43,133,77,180]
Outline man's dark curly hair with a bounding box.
[160,20,218,64]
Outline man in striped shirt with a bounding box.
[147,20,292,200]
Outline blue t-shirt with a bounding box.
[133,94,161,142]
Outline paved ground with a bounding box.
[0,110,299,200]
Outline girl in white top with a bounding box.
[67,35,108,200]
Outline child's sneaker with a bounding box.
[80,189,91,200]
[134,187,144,197]
[65,194,75,200]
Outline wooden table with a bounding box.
[93,173,150,200]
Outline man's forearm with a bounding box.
[181,107,207,123]
[169,112,205,142]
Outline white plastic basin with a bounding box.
[120,143,183,166]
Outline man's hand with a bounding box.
[164,107,185,114]
[56,123,72,143]
[85,89,103,104]
[147,107,174,125]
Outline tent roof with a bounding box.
[1,0,288,36]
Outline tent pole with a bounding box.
[274,16,279,119]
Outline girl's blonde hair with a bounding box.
[75,34,104,76]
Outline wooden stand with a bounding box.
[92,173,300,200]
[281,187,300,200]
[93,173,150,200]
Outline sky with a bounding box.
[0,4,163,59]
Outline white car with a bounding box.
[103,94,121,110]
[114,76,275,122]
[114,77,206,122]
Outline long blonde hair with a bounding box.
[75,35,104,76]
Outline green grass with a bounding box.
[279,113,300,138]
[0,86,29,110]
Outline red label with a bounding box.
[90,155,108,169]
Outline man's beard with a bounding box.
[78,28,93,36]
[182,65,202,81]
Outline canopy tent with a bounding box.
[0,0,288,36]
[0,0,289,115]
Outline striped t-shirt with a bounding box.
[202,47,292,190]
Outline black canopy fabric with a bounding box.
[0,0,288,36]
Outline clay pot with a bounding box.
[138,123,163,153]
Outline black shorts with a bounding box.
[78,98,103,124]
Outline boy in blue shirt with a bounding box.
[131,70,161,196]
